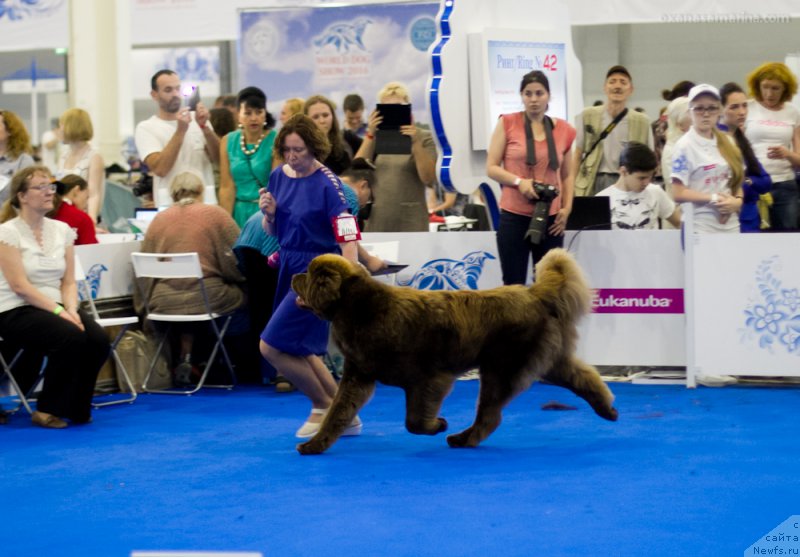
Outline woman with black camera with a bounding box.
[486,70,576,285]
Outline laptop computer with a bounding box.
[566,196,612,231]
[133,207,163,223]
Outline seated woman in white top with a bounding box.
[0,165,109,428]
[671,84,744,233]
[58,108,105,225]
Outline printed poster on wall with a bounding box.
[486,41,567,124]
[130,47,221,100]
[238,2,439,125]
[0,0,69,51]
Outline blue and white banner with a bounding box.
[0,0,68,51]
[238,2,438,124]
[131,47,221,100]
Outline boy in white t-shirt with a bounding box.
[597,142,681,229]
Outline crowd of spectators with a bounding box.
[2,58,798,429]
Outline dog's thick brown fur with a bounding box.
[291,248,617,454]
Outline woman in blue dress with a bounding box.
[258,114,362,439]
[219,86,277,228]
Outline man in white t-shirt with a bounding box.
[134,69,219,206]
[597,142,681,229]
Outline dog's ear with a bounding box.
[305,265,344,317]
[291,272,308,299]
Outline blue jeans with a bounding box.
[496,210,563,285]
[768,179,799,231]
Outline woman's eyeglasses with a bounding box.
[691,105,720,115]
[28,183,57,193]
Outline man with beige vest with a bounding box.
[574,65,653,197]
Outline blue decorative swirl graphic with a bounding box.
[399,251,495,291]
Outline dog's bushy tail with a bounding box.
[532,248,592,322]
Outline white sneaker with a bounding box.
[342,415,363,436]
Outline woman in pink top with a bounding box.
[486,70,576,284]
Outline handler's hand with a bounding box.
[364,254,388,274]
[259,188,276,218]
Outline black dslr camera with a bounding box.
[524,183,559,245]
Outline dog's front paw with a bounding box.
[446,429,479,448]
[435,417,448,433]
[297,439,328,455]
[602,406,619,422]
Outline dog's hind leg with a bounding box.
[542,356,618,421]
[297,371,376,455]
[403,374,454,435]
[447,366,533,448]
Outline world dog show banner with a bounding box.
[237,2,439,123]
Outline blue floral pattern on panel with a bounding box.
[398,251,495,291]
[742,256,800,355]
[0,0,63,21]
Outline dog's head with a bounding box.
[292,254,366,320]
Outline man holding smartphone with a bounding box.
[135,69,219,206]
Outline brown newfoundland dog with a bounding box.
[291,248,617,454]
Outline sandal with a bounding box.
[32,411,68,429]
[295,407,329,438]
[274,376,296,393]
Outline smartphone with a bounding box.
[376,103,412,130]
[185,85,201,111]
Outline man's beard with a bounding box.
[163,97,182,113]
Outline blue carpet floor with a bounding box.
[2,380,799,557]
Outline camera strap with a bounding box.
[580,107,628,164]
[524,113,559,173]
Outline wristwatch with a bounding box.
[513,177,522,186]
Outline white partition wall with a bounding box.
[569,230,686,366]
[685,231,800,386]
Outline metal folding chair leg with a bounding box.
[92,325,138,408]
[142,316,237,395]
[1,349,32,414]
[0,348,46,416]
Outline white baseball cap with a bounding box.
[688,84,720,103]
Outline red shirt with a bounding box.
[499,112,576,217]
[52,201,97,245]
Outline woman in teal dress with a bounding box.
[219,86,277,227]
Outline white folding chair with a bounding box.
[74,255,139,407]
[130,252,236,395]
